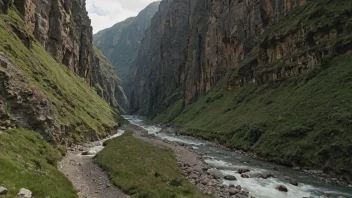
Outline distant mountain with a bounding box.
[93,1,160,99]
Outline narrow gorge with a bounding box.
[0,0,351,197]
[96,0,352,195]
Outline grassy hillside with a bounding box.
[94,132,207,198]
[0,9,124,144]
[154,54,352,178]
[151,0,352,180]
[0,128,77,198]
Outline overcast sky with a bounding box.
[86,0,156,34]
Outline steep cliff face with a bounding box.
[131,0,352,181]
[92,47,128,111]
[131,0,351,117]
[12,0,128,110]
[93,1,160,100]
[0,2,127,146]
[130,0,175,115]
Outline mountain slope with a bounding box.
[131,0,352,182]
[11,0,128,111]
[0,2,127,197]
[0,6,123,146]
[93,1,160,99]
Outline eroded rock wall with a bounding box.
[131,0,351,116]
[12,0,128,110]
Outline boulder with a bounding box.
[0,186,8,195]
[81,151,89,155]
[289,179,298,186]
[235,185,242,190]
[228,187,239,195]
[241,173,249,178]
[235,194,248,198]
[258,173,272,179]
[224,175,237,181]
[276,185,288,192]
[238,168,250,174]
[17,188,32,198]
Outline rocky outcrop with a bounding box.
[94,2,160,102]
[92,48,129,111]
[0,52,114,145]
[12,0,127,111]
[0,53,58,141]
[130,0,175,115]
[130,0,351,117]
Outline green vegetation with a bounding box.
[152,0,352,178]
[0,128,77,198]
[93,46,122,84]
[0,9,123,143]
[153,99,184,123]
[157,55,352,177]
[94,132,207,198]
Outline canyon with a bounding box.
[0,0,351,197]
[96,0,352,185]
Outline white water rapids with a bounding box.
[124,115,352,198]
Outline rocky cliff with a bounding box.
[130,0,351,116]
[0,1,127,146]
[131,0,352,182]
[10,0,128,110]
[93,1,160,101]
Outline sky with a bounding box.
[86,0,156,34]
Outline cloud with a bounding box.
[86,0,157,34]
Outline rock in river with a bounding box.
[258,173,272,179]
[238,168,250,174]
[241,173,250,178]
[289,179,298,186]
[224,175,237,181]
[276,185,288,192]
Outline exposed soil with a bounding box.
[59,143,128,198]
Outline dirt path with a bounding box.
[59,143,128,198]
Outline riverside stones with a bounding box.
[0,186,8,195]
[229,188,240,195]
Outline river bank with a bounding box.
[127,115,352,198]
[160,125,352,188]
[124,124,255,197]
[57,115,352,198]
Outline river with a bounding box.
[124,115,352,198]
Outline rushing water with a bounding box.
[124,115,352,198]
